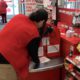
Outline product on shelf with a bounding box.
[64,55,80,80]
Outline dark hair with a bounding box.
[29,9,48,22]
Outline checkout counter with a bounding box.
[27,27,64,80]
[28,57,63,80]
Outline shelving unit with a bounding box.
[64,56,80,80]
[66,57,80,69]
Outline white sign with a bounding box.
[43,0,51,7]
[38,47,44,57]
[52,6,56,20]
[47,44,59,53]
[25,0,37,15]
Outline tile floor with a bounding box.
[0,19,10,30]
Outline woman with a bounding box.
[0,9,48,80]
[0,0,8,23]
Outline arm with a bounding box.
[27,37,41,68]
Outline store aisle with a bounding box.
[0,24,5,30]
[0,22,7,30]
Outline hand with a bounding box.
[44,26,53,35]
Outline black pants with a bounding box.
[0,53,9,64]
[1,13,7,23]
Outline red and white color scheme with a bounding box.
[25,0,37,15]
[38,27,60,58]
[46,27,60,58]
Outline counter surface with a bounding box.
[61,35,80,45]
[29,57,63,73]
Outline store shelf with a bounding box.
[66,70,80,80]
[66,57,80,69]
[65,56,80,80]
[70,71,80,80]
